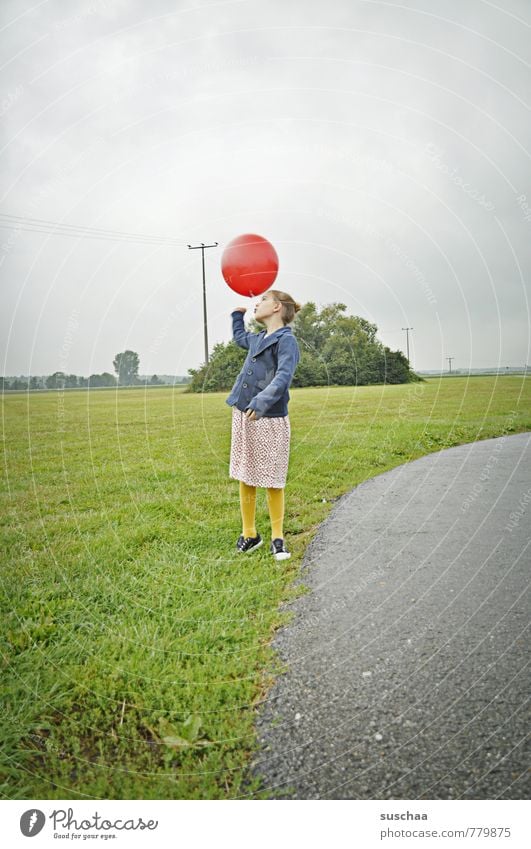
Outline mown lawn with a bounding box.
[1,376,529,799]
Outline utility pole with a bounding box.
[446,356,454,374]
[188,242,218,365]
[401,327,413,363]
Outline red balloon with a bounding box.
[221,233,279,297]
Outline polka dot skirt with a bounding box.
[229,406,291,488]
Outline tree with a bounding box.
[113,350,140,385]
[289,302,322,353]
[46,371,66,389]
[149,374,163,385]
[378,347,413,384]
[292,350,327,387]
[88,372,116,388]
[100,371,116,387]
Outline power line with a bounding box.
[0,214,188,246]
[0,212,188,243]
[0,212,189,247]
[0,222,179,246]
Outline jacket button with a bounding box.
[243,383,247,388]
[247,369,252,374]
[251,357,256,362]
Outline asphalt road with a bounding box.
[245,433,530,799]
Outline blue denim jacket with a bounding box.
[225,310,300,419]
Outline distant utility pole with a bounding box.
[188,242,218,365]
[446,356,454,373]
[401,327,413,363]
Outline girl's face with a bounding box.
[253,292,281,323]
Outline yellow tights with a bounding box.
[239,480,285,540]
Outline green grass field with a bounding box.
[1,376,530,799]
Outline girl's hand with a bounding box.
[245,408,257,421]
[234,307,247,313]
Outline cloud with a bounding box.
[1,0,529,373]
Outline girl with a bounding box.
[225,290,302,561]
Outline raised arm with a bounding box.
[231,309,252,350]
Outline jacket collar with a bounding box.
[255,324,292,355]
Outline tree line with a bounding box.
[3,303,421,393]
[186,301,422,392]
[1,350,177,391]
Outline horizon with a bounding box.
[2,1,529,375]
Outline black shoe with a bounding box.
[236,533,263,553]
[270,538,291,561]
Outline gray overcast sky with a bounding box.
[1,0,530,375]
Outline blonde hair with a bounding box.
[269,289,302,325]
